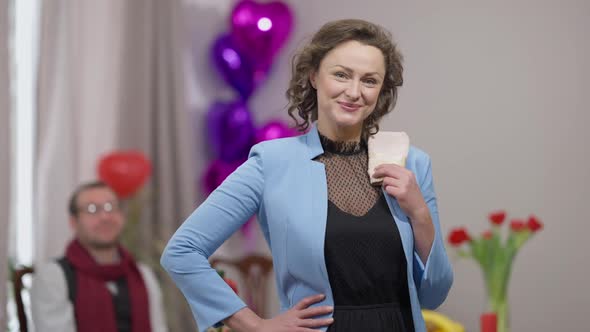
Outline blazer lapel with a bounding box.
[303,124,331,283]
[383,190,414,271]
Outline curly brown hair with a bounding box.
[286,19,404,138]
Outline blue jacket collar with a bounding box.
[303,122,325,160]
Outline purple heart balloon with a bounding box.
[206,100,255,162]
[201,159,242,195]
[254,120,299,144]
[211,34,257,99]
[231,0,294,75]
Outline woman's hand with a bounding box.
[373,163,429,221]
[374,163,435,262]
[253,294,333,332]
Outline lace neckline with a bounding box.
[319,133,366,155]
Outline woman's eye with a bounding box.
[334,72,347,79]
[364,79,378,85]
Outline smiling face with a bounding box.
[69,186,125,250]
[311,40,386,141]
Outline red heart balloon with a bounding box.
[97,151,152,198]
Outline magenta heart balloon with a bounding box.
[254,120,299,144]
[230,0,294,75]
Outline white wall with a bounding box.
[183,0,590,330]
[1,0,12,328]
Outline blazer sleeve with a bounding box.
[160,144,265,332]
[412,155,454,309]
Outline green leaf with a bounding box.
[456,249,471,259]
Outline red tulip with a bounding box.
[97,151,152,198]
[527,215,543,233]
[448,228,471,246]
[488,210,506,226]
[510,219,527,232]
[482,230,493,240]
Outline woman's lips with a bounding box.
[338,101,362,112]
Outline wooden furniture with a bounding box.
[210,255,274,318]
[12,266,35,332]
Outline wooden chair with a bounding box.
[12,266,35,332]
[210,255,274,318]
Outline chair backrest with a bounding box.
[12,266,34,332]
[210,255,273,318]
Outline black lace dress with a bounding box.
[316,134,415,332]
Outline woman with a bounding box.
[161,19,453,332]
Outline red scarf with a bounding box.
[66,240,152,332]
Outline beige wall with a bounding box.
[184,0,590,330]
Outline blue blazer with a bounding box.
[161,124,453,332]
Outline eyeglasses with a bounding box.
[77,201,121,215]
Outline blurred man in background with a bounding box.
[31,181,167,332]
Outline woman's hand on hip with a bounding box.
[254,294,334,332]
[373,163,429,221]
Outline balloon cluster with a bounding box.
[204,0,297,195]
